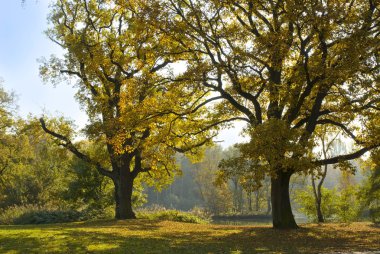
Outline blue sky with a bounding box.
[0,0,86,126]
[0,0,245,147]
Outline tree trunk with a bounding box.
[113,172,136,220]
[248,191,253,212]
[266,197,272,215]
[316,198,324,223]
[266,184,272,215]
[312,176,325,223]
[271,171,298,229]
[255,191,260,212]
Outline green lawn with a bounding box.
[0,220,379,253]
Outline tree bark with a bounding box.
[271,171,298,229]
[113,170,136,220]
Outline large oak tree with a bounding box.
[163,0,380,228]
[40,0,218,219]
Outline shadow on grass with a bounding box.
[0,221,379,254]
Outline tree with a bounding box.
[311,128,349,222]
[193,146,233,214]
[163,0,380,228]
[295,186,338,222]
[0,83,18,181]
[0,117,72,209]
[40,0,216,219]
[217,147,266,213]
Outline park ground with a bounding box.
[0,221,379,254]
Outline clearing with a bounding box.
[0,221,379,253]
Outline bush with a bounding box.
[0,205,114,225]
[13,210,81,225]
[0,205,38,225]
[137,206,208,224]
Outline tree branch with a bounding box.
[315,144,380,166]
[316,119,364,145]
[39,118,114,178]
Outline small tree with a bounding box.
[295,186,338,222]
[194,147,233,215]
[217,146,267,214]
[311,128,349,222]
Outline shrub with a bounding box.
[136,206,208,224]
[189,206,212,221]
[0,205,114,225]
[0,205,40,225]
[13,210,81,225]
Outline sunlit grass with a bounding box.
[0,220,379,253]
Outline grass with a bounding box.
[0,220,379,253]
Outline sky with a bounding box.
[0,0,246,147]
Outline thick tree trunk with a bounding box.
[113,172,136,220]
[271,171,298,229]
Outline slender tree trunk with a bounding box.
[316,199,324,223]
[255,191,260,212]
[248,191,253,212]
[266,197,272,215]
[266,183,272,215]
[312,176,325,223]
[233,178,240,212]
[271,171,298,229]
[113,170,136,220]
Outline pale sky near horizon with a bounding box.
[0,0,246,147]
